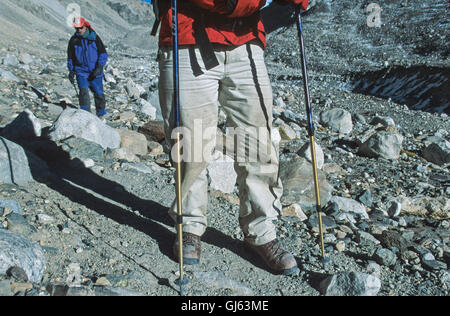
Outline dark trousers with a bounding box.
[77,76,106,116]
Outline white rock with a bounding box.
[140,99,157,120]
[358,131,403,160]
[281,204,308,221]
[36,214,55,224]
[82,158,95,168]
[330,196,369,220]
[49,109,121,149]
[0,137,35,184]
[298,141,324,169]
[0,230,46,283]
[207,150,237,194]
[320,108,353,134]
[320,272,381,296]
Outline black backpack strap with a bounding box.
[151,0,161,36]
[151,20,160,36]
[193,13,219,71]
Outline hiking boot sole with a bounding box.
[282,265,299,276]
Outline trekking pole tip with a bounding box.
[321,256,332,270]
[175,277,189,296]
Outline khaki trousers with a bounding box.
[158,42,283,246]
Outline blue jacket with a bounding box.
[67,29,108,78]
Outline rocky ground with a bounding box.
[0,0,449,297]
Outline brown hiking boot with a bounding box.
[173,232,201,265]
[247,239,298,275]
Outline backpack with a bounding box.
[151,0,161,36]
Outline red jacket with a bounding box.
[158,0,308,48]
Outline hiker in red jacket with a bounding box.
[157,0,309,275]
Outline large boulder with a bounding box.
[0,137,34,184]
[358,131,403,160]
[48,109,120,150]
[0,229,46,284]
[320,108,353,135]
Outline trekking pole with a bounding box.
[69,82,81,109]
[72,82,79,99]
[172,0,189,296]
[295,7,330,268]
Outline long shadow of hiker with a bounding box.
[28,133,278,271]
[12,133,258,270]
[23,137,173,245]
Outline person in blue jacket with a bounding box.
[67,17,108,118]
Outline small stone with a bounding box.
[422,260,447,271]
[278,121,297,140]
[6,266,29,282]
[357,189,372,207]
[336,241,346,252]
[119,111,136,122]
[18,53,33,65]
[373,248,397,266]
[66,263,81,286]
[0,201,23,215]
[95,277,112,287]
[10,282,33,294]
[366,261,382,279]
[82,158,95,168]
[117,129,148,156]
[36,214,55,225]
[148,141,164,156]
[138,121,165,142]
[281,204,307,221]
[356,231,380,247]
[297,142,325,169]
